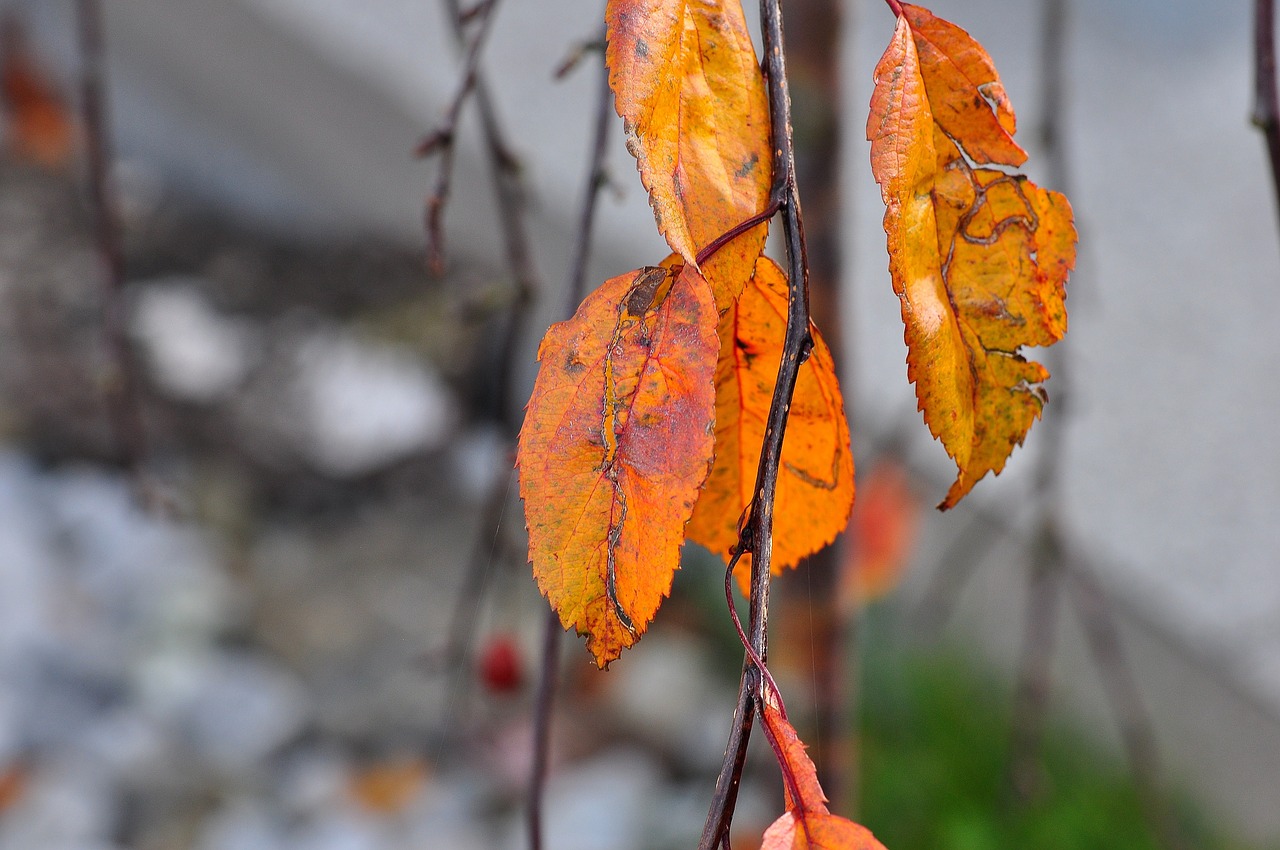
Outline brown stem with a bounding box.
[75,0,150,483]
[1254,0,1280,225]
[527,609,563,850]
[527,40,613,850]
[699,0,813,844]
[883,0,905,18]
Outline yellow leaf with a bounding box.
[867,4,1075,509]
[606,0,772,310]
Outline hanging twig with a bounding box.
[699,0,813,843]
[427,0,544,681]
[74,0,151,487]
[527,609,563,850]
[1253,0,1280,226]
[419,0,502,276]
[527,35,612,850]
[1067,561,1189,850]
[1006,523,1064,800]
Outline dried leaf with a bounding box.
[606,0,772,309]
[687,256,854,588]
[0,19,75,169]
[867,4,1075,508]
[518,264,718,667]
[758,697,886,850]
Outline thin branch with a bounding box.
[1067,562,1188,850]
[1006,523,1064,801]
[527,609,562,850]
[74,0,151,485]
[700,0,813,843]
[564,40,613,314]
[527,37,612,850]
[1253,0,1280,226]
[420,0,502,276]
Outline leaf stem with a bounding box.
[883,0,905,18]
[1254,0,1280,229]
[699,0,814,843]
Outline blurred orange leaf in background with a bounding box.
[1,16,75,169]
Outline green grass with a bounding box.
[856,647,1263,850]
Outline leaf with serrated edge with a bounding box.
[518,264,718,667]
[687,256,854,590]
[606,0,772,310]
[867,4,1075,509]
[758,697,887,850]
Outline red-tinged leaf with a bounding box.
[687,256,854,591]
[0,18,75,169]
[518,264,718,667]
[867,5,1075,509]
[761,811,887,850]
[758,696,887,850]
[606,0,772,310]
[839,458,920,608]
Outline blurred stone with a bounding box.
[130,280,261,403]
[291,329,455,477]
[537,749,663,850]
[159,651,309,777]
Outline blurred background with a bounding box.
[0,0,1277,848]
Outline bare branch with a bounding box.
[74,0,153,496]
[1254,0,1280,228]
[527,609,563,850]
[420,0,502,276]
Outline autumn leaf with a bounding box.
[758,695,887,850]
[606,0,772,310]
[839,458,919,610]
[0,17,75,169]
[687,256,854,589]
[867,3,1075,509]
[518,264,718,667]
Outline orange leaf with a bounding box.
[518,264,718,667]
[606,0,772,310]
[1,18,75,169]
[839,458,919,608]
[758,697,886,850]
[866,5,1075,509]
[761,812,887,850]
[687,256,854,590]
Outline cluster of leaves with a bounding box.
[518,0,855,669]
[517,0,1074,845]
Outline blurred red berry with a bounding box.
[479,634,523,694]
